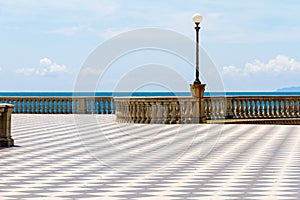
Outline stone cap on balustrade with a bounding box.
[0,103,14,110]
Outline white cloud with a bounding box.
[0,0,118,15]
[16,58,67,76]
[40,58,52,66]
[222,55,300,76]
[222,65,241,75]
[16,68,36,76]
[99,27,134,40]
[48,24,93,36]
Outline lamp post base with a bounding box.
[190,83,206,123]
[190,83,205,98]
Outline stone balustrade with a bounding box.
[114,97,204,124]
[1,96,300,123]
[223,96,300,119]
[0,104,14,147]
[0,97,114,114]
[115,96,300,124]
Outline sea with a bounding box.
[1,91,300,97]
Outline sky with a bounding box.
[1,0,300,92]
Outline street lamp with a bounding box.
[192,13,202,84]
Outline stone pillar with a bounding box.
[76,98,87,114]
[0,104,14,147]
[190,83,206,123]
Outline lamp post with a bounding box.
[190,13,206,123]
[192,13,202,84]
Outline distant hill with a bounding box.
[276,86,300,92]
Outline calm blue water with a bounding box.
[1,91,300,97]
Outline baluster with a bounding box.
[205,99,211,120]
[248,100,253,118]
[295,100,300,117]
[44,99,48,113]
[268,100,272,117]
[92,99,96,114]
[253,100,258,118]
[289,99,294,117]
[54,99,58,114]
[283,100,288,117]
[122,101,126,122]
[232,100,237,118]
[139,102,145,123]
[183,100,190,123]
[144,102,151,124]
[163,102,170,124]
[156,101,163,124]
[169,101,177,124]
[67,98,71,114]
[23,99,27,113]
[263,100,268,118]
[276,100,280,117]
[254,100,258,118]
[215,99,221,119]
[103,99,107,114]
[134,102,139,123]
[59,99,63,114]
[210,99,215,119]
[96,99,100,114]
[274,99,278,117]
[32,99,36,114]
[115,101,120,121]
[60,100,63,114]
[107,98,112,114]
[52,99,55,114]
[235,100,240,118]
[176,101,181,124]
[30,99,34,113]
[243,100,248,118]
[149,102,156,124]
[226,98,233,119]
[116,101,120,121]
[215,99,220,119]
[220,99,226,119]
[125,101,130,122]
[42,99,46,114]
[120,101,125,122]
[203,99,207,119]
[278,100,282,117]
[130,101,135,123]
[99,99,103,114]
[64,99,68,114]
[14,99,19,113]
[258,100,262,118]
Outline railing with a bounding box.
[114,97,205,124]
[1,96,300,123]
[115,96,300,124]
[0,97,115,114]
[204,96,300,119]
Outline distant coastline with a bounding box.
[276,86,300,92]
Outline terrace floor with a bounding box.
[1,114,300,199]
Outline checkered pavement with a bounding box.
[0,114,300,199]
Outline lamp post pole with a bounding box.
[194,22,201,84]
[192,13,202,84]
